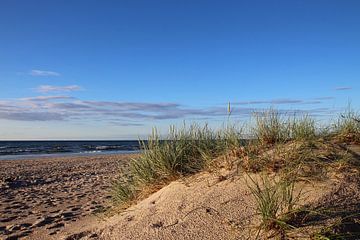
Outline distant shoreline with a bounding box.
[0,149,140,161]
[0,140,141,160]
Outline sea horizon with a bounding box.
[0,140,141,160]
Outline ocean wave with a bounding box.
[0,141,140,156]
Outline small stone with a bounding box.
[150,221,163,228]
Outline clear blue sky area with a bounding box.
[0,0,359,139]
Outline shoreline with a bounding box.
[0,150,140,161]
[0,153,137,239]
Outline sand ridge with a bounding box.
[65,171,343,240]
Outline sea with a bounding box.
[0,140,141,160]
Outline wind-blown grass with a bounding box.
[290,115,317,141]
[246,173,301,236]
[132,124,241,184]
[253,109,319,145]
[253,109,291,145]
[333,106,360,143]
[112,106,359,206]
[113,123,242,204]
[112,178,135,204]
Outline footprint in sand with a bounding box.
[47,222,65,230]
[0,216,17,223]
[32,216,55,228]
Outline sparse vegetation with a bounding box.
[252,109,319,145]
[112,178,135,204]
[333,106,360,144]
[113,123,242,205]
[238,139,349,177]
[246,173,301,237]
[252,109,291,145]
[112,106,360,238]
[132,124,241,185]
[290,115,317,141]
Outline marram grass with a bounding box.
[112,107,360,205]
[113,123,242,204]
[290,115,317,141]
[252,109,291,145]
[246,174,300,231]
[333,106,360,143]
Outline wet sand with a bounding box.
[0,153,136,239]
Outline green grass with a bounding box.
[290,115,317,141]
[109,106,360,240]
[132,124,241,184]
[333,106,360,143]
[252,108,291,145]
[252,109,319,145]
[112,177,135,204]
[112,106,359,206]
[112,123,242,204]
[246,173,301,237]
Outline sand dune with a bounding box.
[64,146,360,240]
[62,171,359,240]
[1,146,359,240]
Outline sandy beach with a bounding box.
[0,144,359,240]
[0,153,136,240]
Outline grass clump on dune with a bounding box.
[113,106,359,206]
[252,109,291,145]
[133,124,241,185]
[112,178,135,205]
[333,106,360,144]
[290,115,317,142]
[110,106,360,240]
[253,109,318,145]
[246,174,300,237]
[112,123,242,205]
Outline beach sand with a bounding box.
[0,153,136,240]
[1,146,359,240]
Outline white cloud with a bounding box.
[0,96,334,122]
[335,87,352,91]
[233,98,324,105]
[21,95,75,101]
[29,69,61,77]
[36,85,82,93]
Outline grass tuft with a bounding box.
[112,106,359,209]
[333,106,360,144]
[113,123,242,204]
[253,108,291,145]
[290,115,317,141]
[112,178,136,204]
[247,173,301,237]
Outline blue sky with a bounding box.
[0,0,359,139]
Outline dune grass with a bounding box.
[252,109,291,145]
[252,109,319,146]
[112,178,135,204]
[111,106,360,239]
[112,107,359,206]
[132,124,242,184]
[112,123,242,205]
[290,115,317,141]
[333,106,360,143]
[246,173,300,237]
